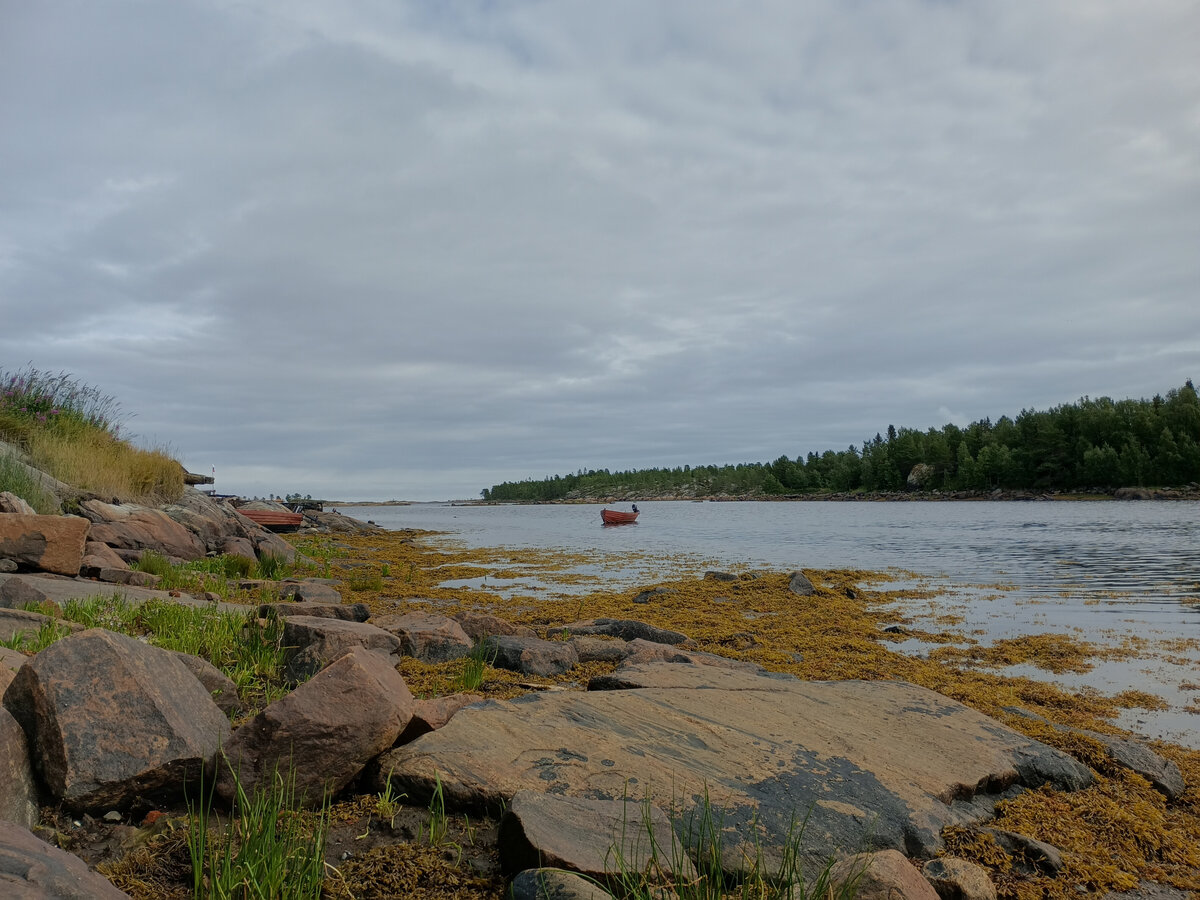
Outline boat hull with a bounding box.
[600,509,639,525]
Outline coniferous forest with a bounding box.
[482,381,1200,501]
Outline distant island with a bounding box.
[482,382,1200,502]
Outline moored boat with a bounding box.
[600,508,639,525]
[236,508,304,531]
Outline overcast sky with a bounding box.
[2,1,1198,501]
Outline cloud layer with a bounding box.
[3,0,1198,499]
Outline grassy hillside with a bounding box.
[0,366,184,512]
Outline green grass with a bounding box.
[128,552,307,603]
[0,453,60,513]
[188,759,329,900]
[453,640,497,692]
[26,595,292,709]
[0,619,75,654]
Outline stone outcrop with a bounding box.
[0,821,130,898]
[0,513,89,576]
[218,647,414,807]
[374,666,1091,867]
[372,612,474,663]
[498,790,695,882]
[2,628,231,811]
[79,500,206,561]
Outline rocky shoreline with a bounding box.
[2,490,1198,898]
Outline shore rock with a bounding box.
[562,618,689,646]
[788,571,815,596]
[373,612,474,663]
[218,647,414,806]
[281,616,403,682]
[0,513,89,576]
[827,850,939,900]
[484,635,579,678]
[258,601,371,622]
[498,790,695,881]
[2,628,230,811]
[398,693,484,744]
[922,857,997,900]
[375,668,1091,868]
[452,611,536,641]
[509,868,615,900]
[0,707,38,829]
[79,500,206,561]
[0,821,130,898]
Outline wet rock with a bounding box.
[484,635,579,678]
[827,850,938,900]
[498,790,695,881]
[631,587,672,604]
[0,820,131,898]
[983,828,1064,875]
[509,868,615,900]
[2,628,230,812]
[0,513,89,576]
[787,571,815,596]
[0,707,38,829]
[376,671,1091,868]
[921,857,997,900]
[563,618,688,646]
[281,616,403,682]
[372,612,474,663]
[218,647,414,807]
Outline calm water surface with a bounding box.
[340,500,1200,746]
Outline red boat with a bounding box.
[601,508,639,525]
[236,508,304,531]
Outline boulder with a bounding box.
[277,580,342,604]
[281,616,403,682]
[982,828,1064,875]
[172,651,240,715]
[258,601,370,623]
[617,639,763,672]
[82,540,128,570]
[0,559,15,573]
[372,612,474,663]
[221,537,258,560]
[0,575,54,610]
[499,790,695,882]
[787,571,815,596]
[570,636,631,664]
[2,628,230,811]
[452,611,536,641]
[509,868,615,900]
[921,857,997,900]
[398,693,484,744]
[374,670,1091,869]
[827,850,939,900]
[703,571,739,582]
[0,513,88,576]
[0,492,36,515]
[562,618,688,646]
[0,820,130,898]
[0,607,76,645]
[0,707,38,829]
[484,635,579,678]
[218,647,414,807]
[79,500,206,561]
[631,587,673,604]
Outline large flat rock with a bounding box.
[375,667,1091,867]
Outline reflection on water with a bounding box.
[340,500,1200,746]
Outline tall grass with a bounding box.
[0,453,60,513]
[188,759,329,900]
[0,364,184,505]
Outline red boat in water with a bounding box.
[601,508,639,525]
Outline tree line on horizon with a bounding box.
[481,381,1200,501]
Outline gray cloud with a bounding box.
[2,0,1197,500]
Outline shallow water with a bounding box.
[339,500,1200,746]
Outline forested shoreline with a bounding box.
[482,382,1200,501]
